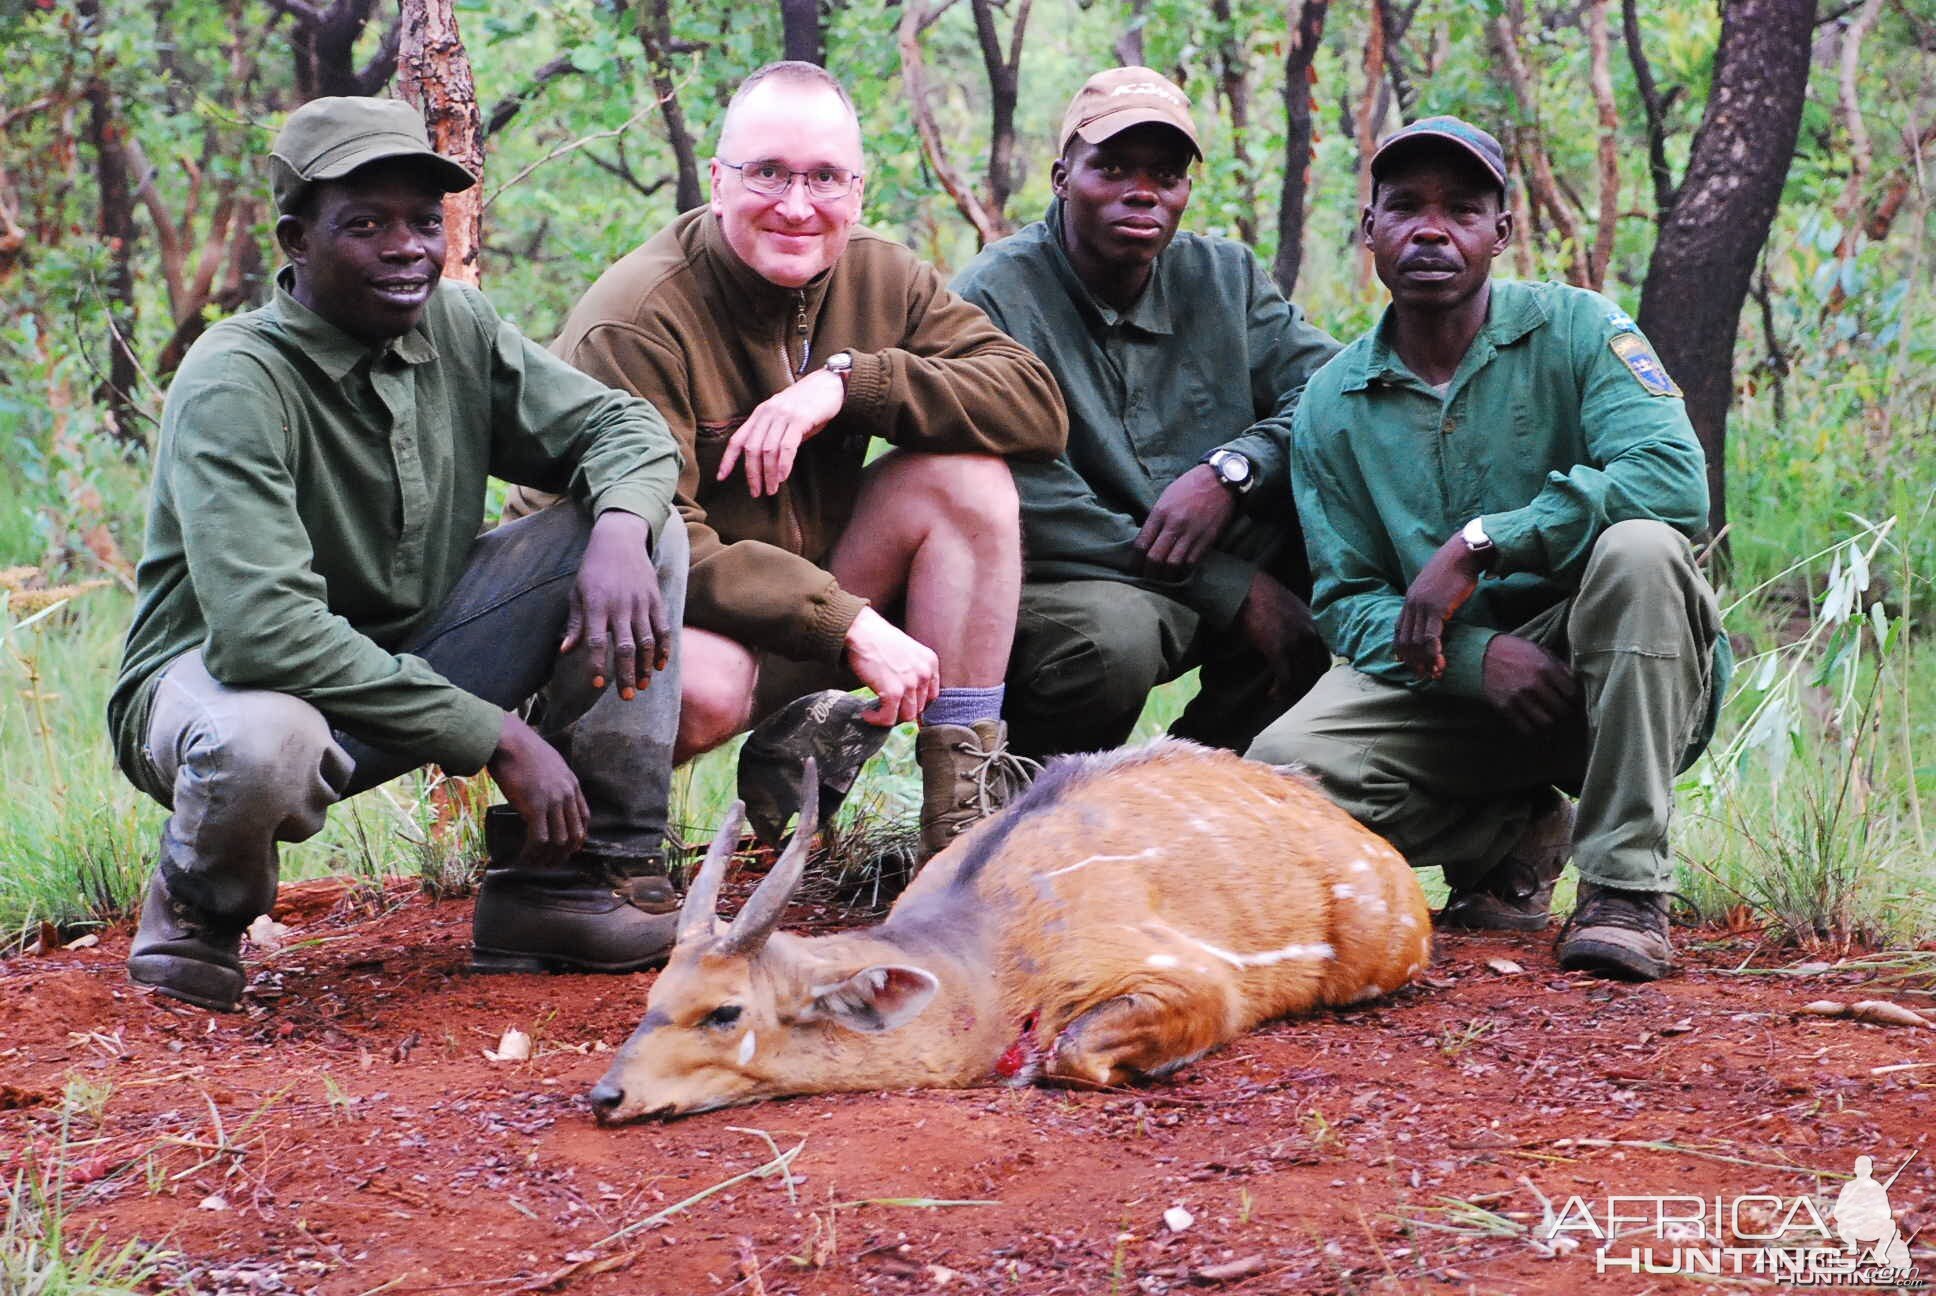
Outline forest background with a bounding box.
[1,0,1932,951]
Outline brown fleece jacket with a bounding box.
[532,209,1069,664]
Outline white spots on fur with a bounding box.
[1153,922,1333,969]
[1039,846,1163,880]
[737,1031,757,1066]
[1349,982,1386,1004]
[1146,953,1181,968]
[1406,963,1422,978]
[1333,883,1357,900]
[1399,913,1419,929]
[1348,857,1372,874]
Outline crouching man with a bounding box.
[1247,117,1730,981]
[109,97,689,1010]
[512,62,1068,857]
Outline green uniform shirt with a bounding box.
[954,201,1339,625]
[1294,279,1723,697]
[109,273,680,783]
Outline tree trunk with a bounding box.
[397,0,484,284]
[273,0,400,100]
[1211,0,1258,245]
[1636,0,1817,544]
[969,0,1029,227]
[1273,0,1329,295]
[781,0,823,64]
[78,0,141,444]
[638,0,702,212]
[1584,0,1619,290]
[1352,3,1387,290]
[1115,0,1148,67]
[899,0,1009,245]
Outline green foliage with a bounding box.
[1,1118,172,1296]
[0,0,1931,946]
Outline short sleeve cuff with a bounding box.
[1187,550,1256,628]
[1480,493,1552,575]
[843,351,890,423]
[432,694,509,775]
[1437,624,1499,699]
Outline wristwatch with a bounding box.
[1202,448,1256,497]
[1461,516,1496,559]
[822,351,855,384]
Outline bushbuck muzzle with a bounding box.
[589,740,1431,1123]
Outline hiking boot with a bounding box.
[470,806,680,974]
[737,689,893,847]
[1557,881,1675,982]
[1436,793,1574,932]
[915,719,1038,859]
[127,872,246,1012]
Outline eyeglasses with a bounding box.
[717,158,862,201]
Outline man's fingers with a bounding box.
[774,430,802,490]
[717,428,749,482]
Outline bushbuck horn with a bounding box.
[677,800,745,946]
[720,758,820,955]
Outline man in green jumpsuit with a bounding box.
[1247,117,1728,981]
[954,68,1339,760]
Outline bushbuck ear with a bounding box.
[805,965,940,1033]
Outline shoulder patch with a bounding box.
[1609,332,1682,397]
[1605,307,1636,333]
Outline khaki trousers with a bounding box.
[133,507,688,925]
[1245,520,1721,892]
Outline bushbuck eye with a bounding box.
[702,1005,742,1028]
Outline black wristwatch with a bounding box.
[1202,448,1256,496]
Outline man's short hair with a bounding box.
[721,61,857,136]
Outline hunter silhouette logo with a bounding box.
[1544,1150,1925,1284]
[1833,1155,1915,1273]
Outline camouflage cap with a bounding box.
[269,96,477,215]
[1370,115,1508,195]
[1057,67,1201,159]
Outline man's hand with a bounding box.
[562,510,668,698]
[1481,634,1582,735]
[843,607,941,727]
[1395,533,1489,681]
[1133,463,1238,582]
[717,368,846,497]
[488,712,589,866]
[1236,570,1329,705]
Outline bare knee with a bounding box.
[900,452,1021,537]
[677,631,758,761]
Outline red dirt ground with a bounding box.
[3,875,1932,1296]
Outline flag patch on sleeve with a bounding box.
[1609,333,1682,397]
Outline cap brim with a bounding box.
[1072,109,1202,159]
[1370,131,1505,191]
[308,138,478,194]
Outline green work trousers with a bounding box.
[1246,520,1721,892]
[1004,563,1327,761]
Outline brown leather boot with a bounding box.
[127,872,246,1012]
[470,806,681,973]
[1435,792,1574,932]
[1557,881,1675,981]
[915,719,1037,859]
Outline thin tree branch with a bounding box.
[1619,0,1679,219]
[484,53,581,137]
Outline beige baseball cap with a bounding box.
[269,96,477,215]
[1057,67,1201,158]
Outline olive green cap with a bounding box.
[269,96,477,215]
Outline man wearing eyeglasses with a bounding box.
[520,61,1067,859]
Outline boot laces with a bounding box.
[948,740,1042,830]
[1570,885,1671,935]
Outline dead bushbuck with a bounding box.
[590,740,1430,1121]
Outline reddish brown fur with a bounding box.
[592,740,1430,1121]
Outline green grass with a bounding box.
[1,1123,173,1295]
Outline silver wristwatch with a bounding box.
[822,351,855,382]
[1202,448,1255,496]
[1461,516,1495,556]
